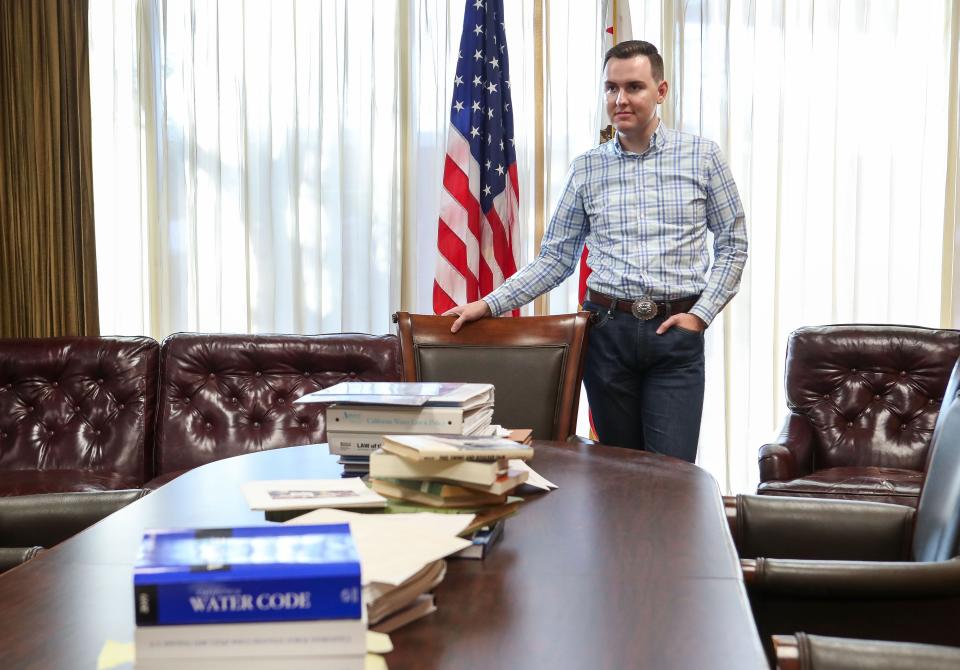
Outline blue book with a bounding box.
[134,524,362,626]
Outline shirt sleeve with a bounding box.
[688,144,748,326]
[483,162,589,316]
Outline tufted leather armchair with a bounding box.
[757,325,960,506]
[726,373,960,661]
[149,333,401,485]
[0,337,159,495]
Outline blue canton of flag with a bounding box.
[451,0,516,212]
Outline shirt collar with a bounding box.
[612,119,668,157]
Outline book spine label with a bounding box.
[134,576,362,626]
[326,406,465,433]
[327,432,383,455]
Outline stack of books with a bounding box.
[370,433,535,559]
[133,524,367,670]
[295,382,497,475]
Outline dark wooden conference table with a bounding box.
[0,441,768,669]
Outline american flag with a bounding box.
[433,0,520,316]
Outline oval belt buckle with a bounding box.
[631,296,658,320]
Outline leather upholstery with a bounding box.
[0,546,42,574]
[733,372,960,660]
[0,337,159,492]
[153,333,401,475]
[734,494,913,561]
[775,633,960,670]
[758,325,960,505]
[912,379,960,562]
[393,312,591,441]
[0,489,147,547]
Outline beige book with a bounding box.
[369,450,508,486]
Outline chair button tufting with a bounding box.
[253,421,260,428]
[277,398,285,405]
[97,378,104,385]
[255,371,262,377]
[847,422,853,428]
[231,397,239,404]
[208,373,215,380]
[205,422,212,429]
[875,395,881,400]
[52,381,59,387]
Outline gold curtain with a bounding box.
[0,0,98,338]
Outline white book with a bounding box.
[296,381,494,409]
[240,478,387,511]
[134,656,365,670]
[326,405,493,435]
[134,618,365,660]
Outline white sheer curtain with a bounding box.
[91,0,958,494]
[90,0,401,338]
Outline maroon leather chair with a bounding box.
[148,333,401,486]
[0,337,159,495]
[773,633,960,670]
[757,325,960,506]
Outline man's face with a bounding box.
[603,55,667,137]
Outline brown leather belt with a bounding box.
[585,289,700,320]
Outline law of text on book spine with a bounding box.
[134,524,362,626]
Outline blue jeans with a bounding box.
[582,300,705,463]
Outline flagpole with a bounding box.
[532,0,548,317]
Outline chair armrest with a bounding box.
[744,557,960,597]
[775,633,960,670]
[0,546,42,573]
[0,489,148,547]
[733,494,914,560]
[759,413,816,482]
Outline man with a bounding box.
[445,40,747,463]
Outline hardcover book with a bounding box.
[381,434,534,462]
[370,478,507,508]
[134,524,362,626]
[295,381,494,409]
[134,617,365,660]
[368,451,509,486]
[326,405,493,435]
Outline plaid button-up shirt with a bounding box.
[484,122,748,325]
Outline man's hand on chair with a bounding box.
[443,300,492,333]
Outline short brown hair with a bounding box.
[603,40,664,82]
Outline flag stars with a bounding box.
[473,24,484,36]
[487,133,492,144]
[453,101,464,112]
[471,101,482,112]
[496,164,505,176]
[487,108,494,119]
[485,159,491,169]
[473,0,484,9]
[473,75,483,86]
[486,82,498,94]
[489,57,500,69]
[505,103,510,111]
[474,49,483,62]
[470,126,480,138]
[483,185,492,196]
[499,139,504,150]
[454,75,463,87]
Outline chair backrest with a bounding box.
[0,337,159,483]
[913,357,960,562]
[154,333,401,474]
[784,325,960,472]
[393,312,591,441]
